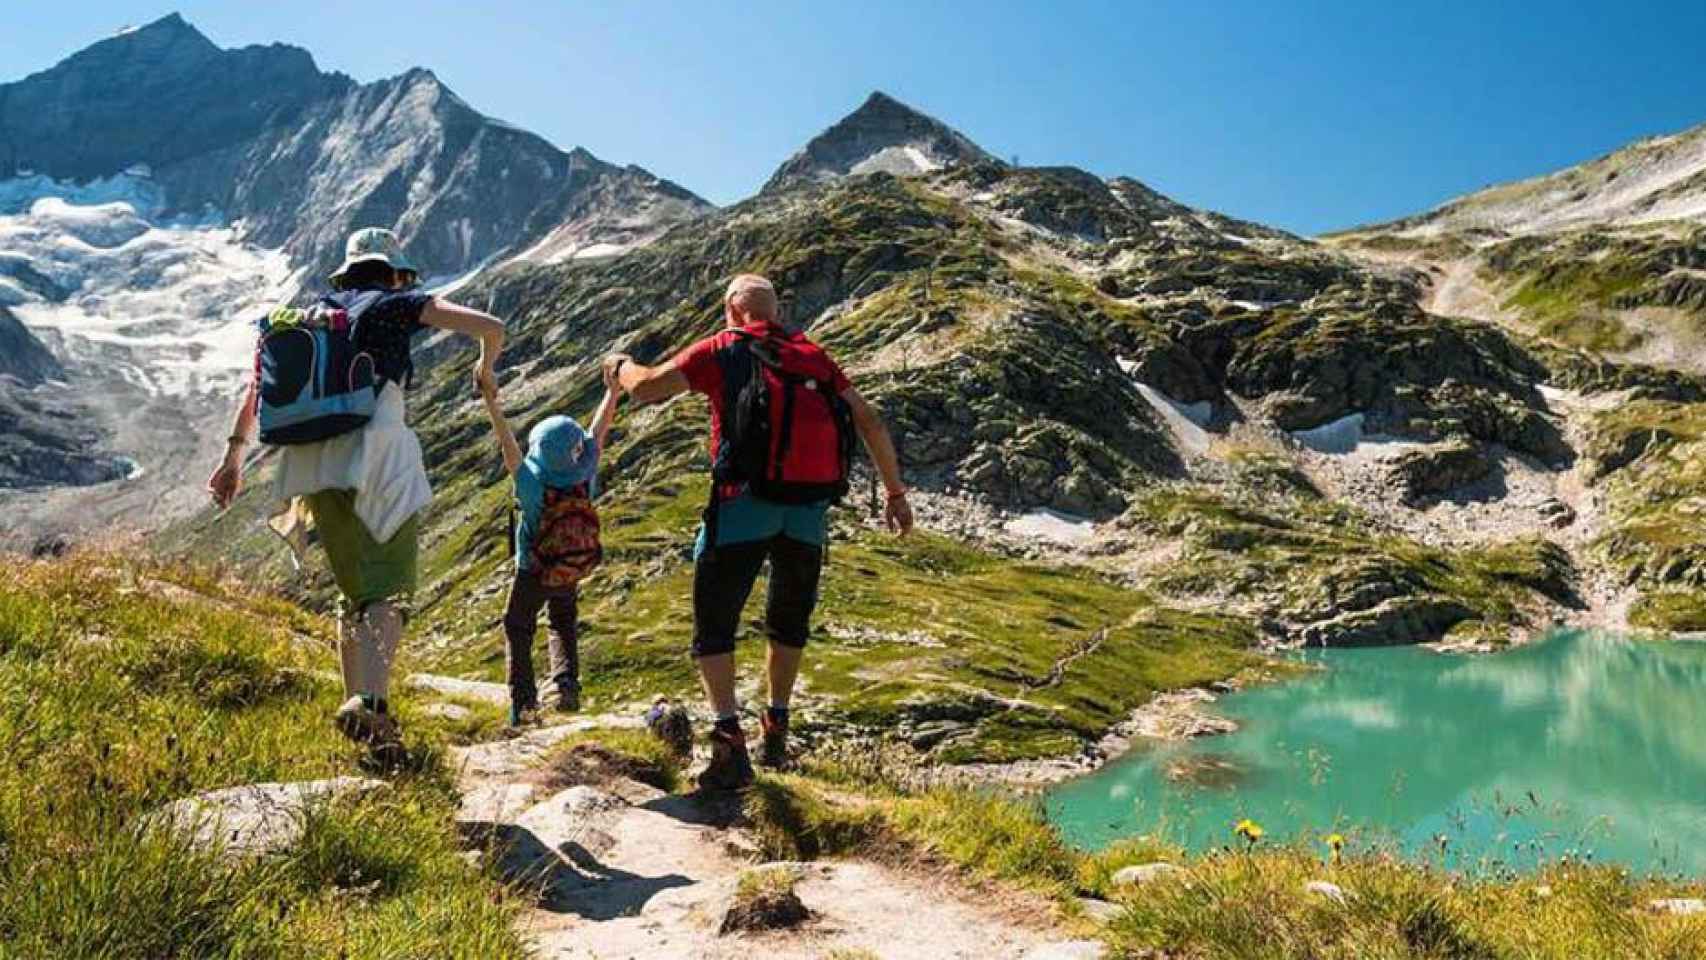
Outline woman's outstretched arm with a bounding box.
[421,298,506,393]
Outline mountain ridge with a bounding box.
[0,13,710,282]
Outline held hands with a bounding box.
[601,353,632,394]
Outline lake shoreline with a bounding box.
[939,665,1284,790]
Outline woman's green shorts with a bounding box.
[304,489,419,611]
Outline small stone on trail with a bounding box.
[422,702,473,721]
[720,862,812,935]
[1649,898,1706,916]
[1111,862,1181,887]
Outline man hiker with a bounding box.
[207,227,508,761]
[605,273,914,790]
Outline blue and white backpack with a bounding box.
[255,290,385,446]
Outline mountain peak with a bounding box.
[762,91,998,194]
[109,12,216,51]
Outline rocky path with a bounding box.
[441,701,1101,960]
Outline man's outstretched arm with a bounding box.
[607,353,690,405]
[842,387,914,535]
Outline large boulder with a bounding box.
[1390,438,1493,504]
[148,777,388,857]
[1300,596,1475,647]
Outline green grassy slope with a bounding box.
[0,554,526,958]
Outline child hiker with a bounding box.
[477,364,619,726]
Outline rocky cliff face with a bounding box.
[0,307,60,385]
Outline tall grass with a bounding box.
[0,554,525,958]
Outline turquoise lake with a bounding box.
[1046,631,1706,875]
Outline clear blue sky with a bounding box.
[4,1,1705,234]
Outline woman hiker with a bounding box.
[206,227,507,758]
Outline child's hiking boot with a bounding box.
[758,708,790,770]
[646,697,694,760]
[335,695,398,746]
[550,684,581,714]
[697,721,755,792]
[508,702,541,728]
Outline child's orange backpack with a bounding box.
[523,483,603,589]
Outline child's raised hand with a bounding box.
[601,353,633,392]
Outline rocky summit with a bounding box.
[763,91,998,194]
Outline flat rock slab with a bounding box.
[450,716,645,786]
[149,777,388,857]
[527,858,1061,960]
[1111,862,1181,888]
[458,781,543,829]
[407,673,511,704]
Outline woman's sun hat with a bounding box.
[526,415,599,492]
[329,227,418,284]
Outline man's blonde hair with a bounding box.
[724,273,779,324]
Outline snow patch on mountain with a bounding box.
[0,178,291,398]
[850,144,945,178]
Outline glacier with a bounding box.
[0,175,293,398]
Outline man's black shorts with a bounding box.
[691,534,823,657]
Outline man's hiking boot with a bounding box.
[697,723,755,793]
[758,709,790,770]
[335,695,399,746]
[646,697,695,760]
[508,703,541,728]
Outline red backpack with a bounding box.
[705,329,856,548]
[522,483,603,590]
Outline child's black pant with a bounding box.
[503,571,579,709]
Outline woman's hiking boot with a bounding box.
[336,695,404,769]
[697,720,755,792]
[335,695,398,746]
[758,708,790,770]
